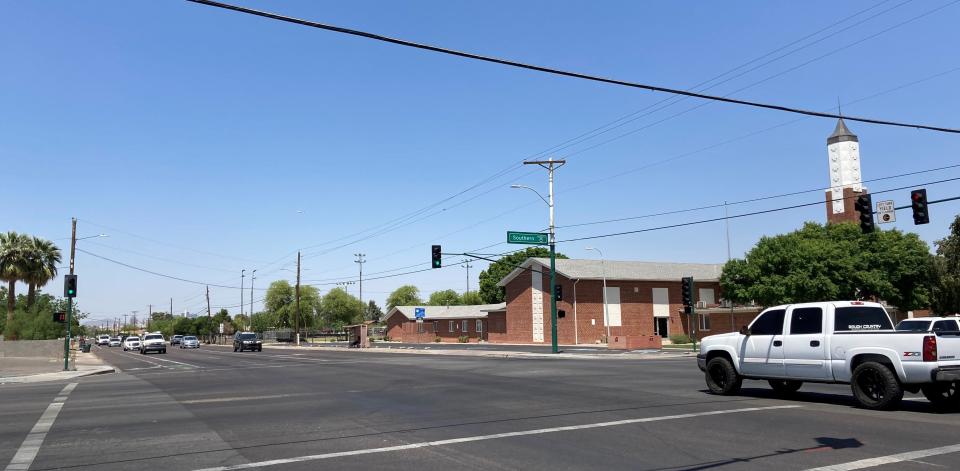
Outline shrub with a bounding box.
[457,335,469,343]
[434,337,442,342]
[669,334,692,344]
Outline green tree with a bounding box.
[321,288,363,327]
[265,280,295,325]
[721,222,932,310]
[23,237,61,308]
[386,285,421,310]
[931,214,960,314]
[249,311,277,333]
[428,289,462,306]
[478,247,568,304]
[364,300,384,323]
[0,231,29,334]
[460,291,483,305]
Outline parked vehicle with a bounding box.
[698,301,960,410]
[109,337,121,347]
[140,333,167,354]
[171,335,184,345]
[897,317,960,333]
[180,336,200,349]
[122,336,141,351]
[96,335,111,346]
[233,332,262,352]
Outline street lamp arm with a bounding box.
[510,184,549,206]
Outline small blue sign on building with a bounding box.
[415,307,426,319]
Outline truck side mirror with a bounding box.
[739,325,751,336]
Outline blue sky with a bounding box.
[3,0,959,323]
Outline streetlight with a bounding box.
[249,269,257,318]
[512,158,565,354]
[76,234,109,241]
[585,247,611,344]
[240,269,246,317]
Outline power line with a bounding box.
[558,177,960,243]
[76,248,266,290]
[188,0,960,134]
[559,163,960,228]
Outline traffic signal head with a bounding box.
[53,311,66,323]
[911,189,929,225]
[554,283,563,302]
[681,277,693,309]
[431,245,442,268]
[64,274,77,298]
[854,194,874,234]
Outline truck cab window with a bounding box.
[790,307,823,335]
[750,309,785,335]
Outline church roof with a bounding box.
[827,118,858,144]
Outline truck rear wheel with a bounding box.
[768,380,803,395]
[705,357,742,395]
[921,382,960,411]
[851,361,903,410]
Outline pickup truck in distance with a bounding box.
[698,301,960,410]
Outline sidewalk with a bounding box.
[219,342,696,360]
[0,350,115,384]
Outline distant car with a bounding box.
[896,317,960,333]
[109,337,121,347]
[123,336,141,351]
[233,332,262,352]
[96,335,111,346]
[171,335,184,345]
[180,336,200,349]
[140,333,167,354]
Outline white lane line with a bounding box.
[192,404,801,471]
[5,382,78,471]
[139,355,201,369]
[805,444,960,471]
[180,393,305,404]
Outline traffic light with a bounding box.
[554,283,563,302]
[431,245,442,268]
[681,277,693,314]
[854,194,874,234]
[64,274,77,298]
[53,311,66,323]
[911,189,929,225]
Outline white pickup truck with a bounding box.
[697,301,960,410]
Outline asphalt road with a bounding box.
[2,344,959,471]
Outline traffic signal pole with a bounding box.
[525,159,565,354]
[65,218,77,371]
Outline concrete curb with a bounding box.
[204,343,695,360]
[0,366,116,384]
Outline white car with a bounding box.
[180,336,200,349]
[96,335,111,346]
[139,333,167,354]
[123,336,141,351]
[109,337,121,347]
[897,317,960,333]
[698,301,960,410]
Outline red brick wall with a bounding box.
[500,270,726,345]
[386,314,487,343]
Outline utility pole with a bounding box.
[240,269,246,317]
[149,304,152,318]
[64,218,77,371]
[295,251,301,346]
[354,253,366,305]
[461,263,473,293]
[206,285,212,344]
[523,159,565,354]
[123,314,128,331]
[249,269,256,318]
[170,297,173,319]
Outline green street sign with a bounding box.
[507,231,549,245]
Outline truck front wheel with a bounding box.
[851,362,903,410]
[768,380,803,395]
[705,357,742,395]
[921,382,960,411]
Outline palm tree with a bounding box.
[0,231,29,324]
[24,237,62,308]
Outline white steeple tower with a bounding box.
[826,118,862,216]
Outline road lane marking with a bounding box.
[192,404,801,471]
[805,444,960,471]
[180,393,305,404]
[4,382,78,471]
